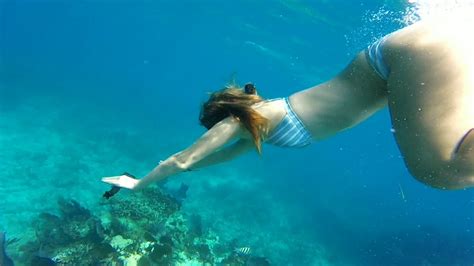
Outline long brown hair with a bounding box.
[199,84,269,154]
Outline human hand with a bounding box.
[102,173,140,190]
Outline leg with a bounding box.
[388,103,474,189]
[387,70,474,189]
[453,128,474,155]
[448,129,474,188]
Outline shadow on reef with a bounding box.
[16,188,272,265]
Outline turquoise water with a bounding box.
[0,0,473,265]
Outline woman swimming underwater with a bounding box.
[103,13,474,191]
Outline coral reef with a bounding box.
[107,187,181,239]
[19,197,116,264]
[16,187,272,265]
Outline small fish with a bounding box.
[0,232,14,266]
[234,247,251,255]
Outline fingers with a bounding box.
[102,179,120,186]
[102,177,117,182]
[101,176,123,186]
[102,175,124,180]
[102,175,138,189]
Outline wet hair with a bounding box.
[199,83,269,154]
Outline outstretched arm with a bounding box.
[102,116,251,190]
[190,139,254,169]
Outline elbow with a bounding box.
[170,155,193,171]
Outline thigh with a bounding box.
[387,60,474,176]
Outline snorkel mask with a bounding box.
[244,83,257,95]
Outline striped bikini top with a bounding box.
[264,98,312,148]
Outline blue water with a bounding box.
[1,0,473,265]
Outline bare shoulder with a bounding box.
[252,99,287,129]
